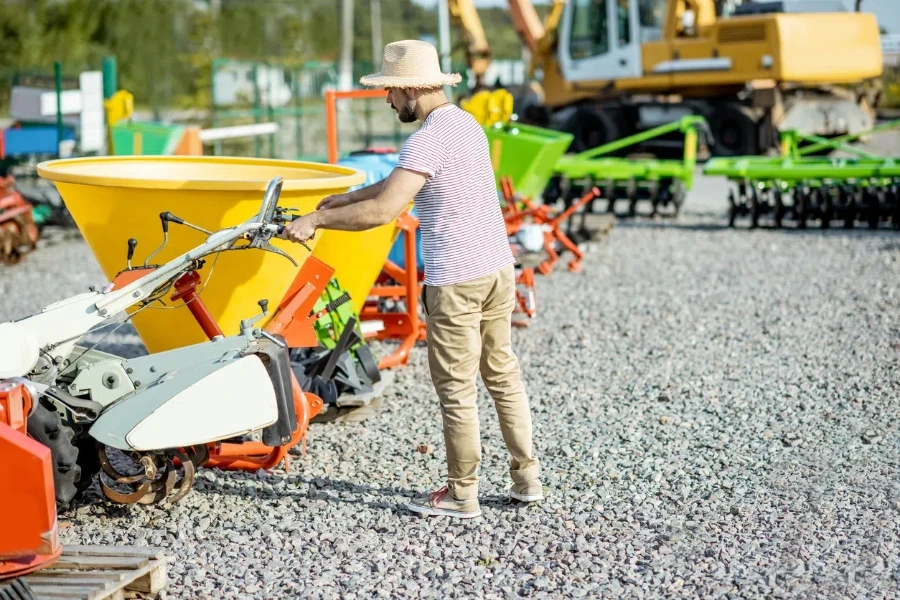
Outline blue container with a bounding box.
[338,151,424,272]
[3,124,75,157]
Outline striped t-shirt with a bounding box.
[396,104,514,287]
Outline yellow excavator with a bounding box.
[448,0,884,156]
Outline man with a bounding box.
[281,39,542,519]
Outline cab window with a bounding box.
[569,0,609,59]
[638,0,666,41]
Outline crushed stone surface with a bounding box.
[1,168,898,599]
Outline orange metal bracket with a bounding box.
[360,211,425,369]
[0,421,62,581]
[500,176,600,275]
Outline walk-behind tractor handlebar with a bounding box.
[1,177,301,378]
[0,178,331,509]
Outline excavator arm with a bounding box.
[448,0,564,89]
[447,0,492,88]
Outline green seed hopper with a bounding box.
[703,119,900,230]
[483,119,574,201]
[548,116,711,220]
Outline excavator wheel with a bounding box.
[0,578,37,600]
[26,397,82,511]
[563,106,621,154]
[707,103,759,157]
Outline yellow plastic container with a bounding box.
[37,155,364,354]
[311,209,407,317]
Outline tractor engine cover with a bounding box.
[89,354,278,452]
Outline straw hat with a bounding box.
[360,40,462,89]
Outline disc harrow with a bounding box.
[546,116,711,233]
[704,119,900,230]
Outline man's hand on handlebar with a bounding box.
[280,213,318,245]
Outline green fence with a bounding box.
[208,58,473,162]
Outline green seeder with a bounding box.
[546,116,712,223]
[703,119,900,230]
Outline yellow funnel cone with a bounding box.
[37,155,364,354]
[311,207,408,317]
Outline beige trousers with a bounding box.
[422,264,540,500]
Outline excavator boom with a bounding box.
[448,0,492,85]
[507,0,546,55]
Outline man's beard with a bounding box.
[395,100,416,123]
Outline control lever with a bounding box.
[240,299,271,332]
[274,216,312,252]
[143,213,170,266]
[161,211,212,235]
[126,238,138,269]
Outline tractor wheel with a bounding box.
[0,578,37,600]
[26,397,81,511]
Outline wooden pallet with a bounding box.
[21,545,168,600]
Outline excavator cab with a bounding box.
[559,0,646,83]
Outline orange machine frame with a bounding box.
[325,88,426,369]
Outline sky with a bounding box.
[411,0,899,32]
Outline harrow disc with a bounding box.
[724,178,899,230]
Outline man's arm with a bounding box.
[317,179,386,210]
[315,168,424,230]
[281,168,426,243]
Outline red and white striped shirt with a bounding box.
[396,105,514,287]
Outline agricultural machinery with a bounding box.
[704,119,900,230]
[546,116,713,231]
[0,177,334,508]
[0,175,41,264]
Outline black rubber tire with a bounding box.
[26,397,81,511]
[0,577,38,600]
[74,436,101,499]
[505,82,547,126]
[563,106,621,154]
[708,103,759,157]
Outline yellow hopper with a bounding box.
[37,155,364,354]
[312,219,405,317]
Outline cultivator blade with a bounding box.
[98,444,205,506]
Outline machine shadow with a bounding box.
[183,474,518,514]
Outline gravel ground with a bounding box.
[2,158,899,599]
